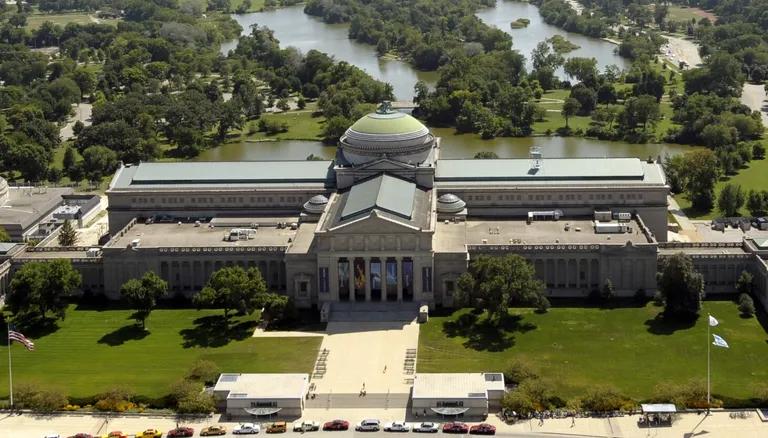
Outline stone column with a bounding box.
[396,256,403,303]
[365,258,372,302]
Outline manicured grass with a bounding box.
[675,157,768,219]
[666,6,717,23]
[0,306,321,399]
[418,301,768,401]
[229,0,266,13]
[238,109,325,142]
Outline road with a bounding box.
[740,83,768,126]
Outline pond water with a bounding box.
[196,133,694,162]
[224,1,628,100]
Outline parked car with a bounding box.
[323,420,349,431]
[293,421,320,432]
[469,424,496,435]
[135,430,162,438]
[383,421,410,432]
[43,434,60,438]
[266,422,287,433]
[355,419,381,432]
[234,423,261,434]
[101,432,127,438]
[442,422,469,434]
[200,426,227,436]
[167,427,195,437]
[67,434,93,438]
[413,422,440,433]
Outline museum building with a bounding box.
[40,103,673,310]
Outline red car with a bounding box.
[167,427,195,437]
[68,434,93,438]
[442,422,469,434]
[323,420,350,431]
[469,424,496,435]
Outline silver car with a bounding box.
[413,422,439,433]
[383,421,410,432]
[355,419,381,432]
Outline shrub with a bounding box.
[185,359,221,386]
[94,387,134,412]
[738,293,755,317]
[536,295,551,313]
[169,379,215,414]
[13,383,68,413]
[652,291,665,306]
[258,118,288,135]
[601,279,615,302]
[579,386,630,412]
[633,289,647,303]
[503,358,540,385]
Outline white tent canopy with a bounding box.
[641,403,677,413]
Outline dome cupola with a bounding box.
[303,194,329,215]
[340,101,434,166]
[436,193,466,214]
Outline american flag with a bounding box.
[8,326,35,351]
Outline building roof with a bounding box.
[109,161,335,190]
[341,174,416,220]
[0,187,73,231]
[348,108,427,136]
[213,373,309,400]
[412,373,504,400]
[435,158,664,185]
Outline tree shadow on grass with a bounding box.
[442,311,536,352]
[179,315,258,348]
[4,315,61,341]
[98,324,149,346]
[644,312,697,335]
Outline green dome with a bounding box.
[348,111,427,135]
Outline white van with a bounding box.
[355,419,381,431]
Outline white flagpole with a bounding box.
[707,314,711,414]
[6,324,12,409]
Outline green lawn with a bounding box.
[237,109,325,142]
[675,157,768,219]
[418,301,768,401]
[229,0,266,13]
[0,306,321,399]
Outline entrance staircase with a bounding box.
[328,302,420,322]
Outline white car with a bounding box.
[413,422,440,433]
[383,421,410,432]
[233,423,261,434]
[355,419,381,431]
[293,421,320,432]
[43,434,60,438]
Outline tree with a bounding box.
[120,271,169,329]
[501,379,555,415]
[601,278,615,302]
[563,57,598,85]
[717,183,745,217]
[194,266,267,320]
[62,146,76,172]
[216,100,244,141]
[456,254,545,323]
[57,220,78,247]
[81,145,118,182]
[7,260,81,321]
[736,270,753,296]
[579,386,628,412]
[322,115,351,144]
[7,142,50,182]
[0,226,10,242]
[170,379,215,414]
[663,154,687,194]
[185,359,221,386]
[657,253,704,320]
[474,151,499,159]
[561,98,581,129]
[747,190,766,216]
[260,293,295,326]
[738,293,755,317]
[681,150,720,211]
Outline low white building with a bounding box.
[411,373,505,418]
[213,373,309,418]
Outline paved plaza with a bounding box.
[310,320,420,397]
[0,410,766,438]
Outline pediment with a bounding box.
[328,210,420,234]
[353,157,417,171]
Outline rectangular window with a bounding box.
[422,267,433,293]
[445,280,455,297]
[318,267,329,293]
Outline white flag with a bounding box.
[712,334,729,348]
[709,315,719,327]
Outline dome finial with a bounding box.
[376,101,394,114]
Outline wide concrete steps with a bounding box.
[329,302,420,322]
[305,392,411,409]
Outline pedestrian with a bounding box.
[384,365,387,373]
[571,416,575,427]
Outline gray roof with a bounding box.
[436,158,654,183]
[110,161,336,189]
[341,174,415,220]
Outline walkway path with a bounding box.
[59,102,92,141]
[741,83,768,126]
[667,195,700,242]
[661,34,702,68]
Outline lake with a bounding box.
[224,1,627,100]
[196,134,693,162]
